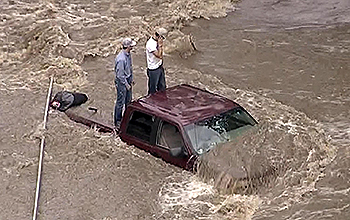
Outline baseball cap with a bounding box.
[155,28,168,39]
[122,38,137,47]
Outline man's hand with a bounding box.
[158,38,163,47]
[126,83,131,90]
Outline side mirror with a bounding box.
[169,147,183,157]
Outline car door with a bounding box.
[153,120,190,169]
[122,110,157,153]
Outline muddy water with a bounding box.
[1,0,349,220]
[181,0,350,219]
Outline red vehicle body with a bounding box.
[118,84,257,171]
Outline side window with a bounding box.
[157,121,184,150]
[126,111,155,143]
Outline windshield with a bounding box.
[184,107,257,155]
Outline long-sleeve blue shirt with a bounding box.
[115,50,133,86]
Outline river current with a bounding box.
[0,0,349,219]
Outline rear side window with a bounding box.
[126,111,155,143]
[156,121,184,150]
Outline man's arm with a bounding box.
[152,46,163,59]
[116,60,131,89]
[152,38,163,59]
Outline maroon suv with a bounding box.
[118,84,257,171]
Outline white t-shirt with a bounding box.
[146,37,162,70]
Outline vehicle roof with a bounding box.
[133,84,239,125]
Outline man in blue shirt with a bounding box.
[114,37,136,128]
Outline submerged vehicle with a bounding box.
[118,84,258,171]
[63,84,271,193]
[64,84,257,172]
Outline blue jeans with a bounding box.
[147,65,166,95]
[114,80,132,126]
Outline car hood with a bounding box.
[196,126,275,193]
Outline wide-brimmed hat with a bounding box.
[122,38,137,47]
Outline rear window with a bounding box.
[126,111,155,143]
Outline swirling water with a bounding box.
[0,0,349,219]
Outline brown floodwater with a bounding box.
[181,1,350,219]
[1,0,349,219]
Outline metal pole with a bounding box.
[32,76,53,220]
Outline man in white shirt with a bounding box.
[145,28,167,94]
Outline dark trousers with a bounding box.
[114,80,132,126]
[72,93,88,106]
[147,65,166,95]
